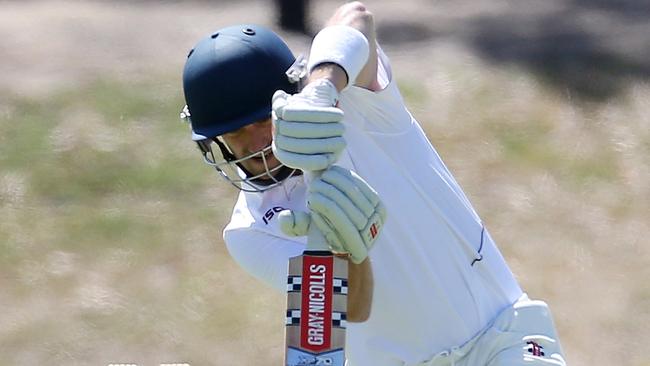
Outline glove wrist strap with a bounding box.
[308,25,370,91]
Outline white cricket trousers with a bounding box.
[414,294,566,366]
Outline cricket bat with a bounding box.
[285,175,349,366]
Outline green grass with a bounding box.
[397,79,430,107]
[0,76,215,261]
[487,118,620,185]
[492,120,556,166]
[0,79,199,205]
[0,98,52,169]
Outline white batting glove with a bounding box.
[278,166,387,264]
[272,79,346,171]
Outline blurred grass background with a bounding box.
[0,0,648,365]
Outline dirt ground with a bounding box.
[1,1,648,365]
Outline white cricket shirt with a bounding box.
[223,49,523,365]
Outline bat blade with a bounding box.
[285,250,348,366]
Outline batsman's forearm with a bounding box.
[309,63,348,92]
[346,257,373,322]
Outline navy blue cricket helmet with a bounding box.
[182,24,298,140]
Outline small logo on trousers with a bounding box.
[526,341,545,357]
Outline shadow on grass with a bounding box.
[376,0,650,101]
[571,0,650,17]
[465,6,650,101]
[377,21,438,45]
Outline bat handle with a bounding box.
[305,170,330,252]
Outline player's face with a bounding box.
[221,117,281,178]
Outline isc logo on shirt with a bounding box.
[262,206,285,225]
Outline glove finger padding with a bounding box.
[273,134,346,155]
[309,193,369,263]
[274,119,344,139]
[271,80,346,172]
[272,89,290,107]
[310,212,348,254]
[272,88,344,123]
[272,82,344,123]
[308,166,387,264]
[320,167,377,217]
[277,105,344,123]
[278,210,311,237]
[310,179,368,230]
[272,141,339,171]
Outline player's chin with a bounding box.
[246,156,282,177]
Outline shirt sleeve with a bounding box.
[376,46,392,90]
[340,45,413,135]
[223,228,305,292]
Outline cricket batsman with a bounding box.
[179,2,567,365]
